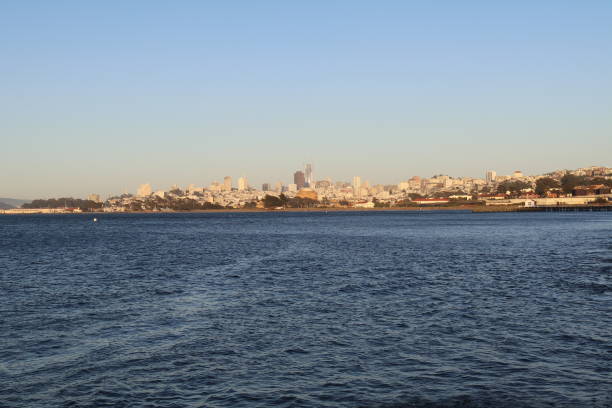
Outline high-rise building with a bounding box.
[238,177,248,191]
[294,171,306,189]
[486,171,497,184]
[137,183,152,197]
[305,164,313,187]
[223,176,232,191]
[288,183,297,192]
[274,181,283,193]
[352,176,361,198]
[262,183,271,191]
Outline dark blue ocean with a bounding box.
[1,211,611,408]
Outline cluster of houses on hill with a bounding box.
[2,166,611,213]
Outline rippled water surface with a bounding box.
[1,211,611,407]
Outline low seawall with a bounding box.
[474,205,612,213]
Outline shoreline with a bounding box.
[4,204,612,215]
[2,206,479,215]
[96,205,484,214]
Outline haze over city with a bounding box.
[2,1,611,199]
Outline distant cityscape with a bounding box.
[2,165,611,214]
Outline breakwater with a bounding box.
[473,205,612,213]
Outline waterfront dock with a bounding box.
[473,205,612,213]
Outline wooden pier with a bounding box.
[519,205,612,212]
[473,205,612,213]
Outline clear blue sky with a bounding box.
[1,1,611,198]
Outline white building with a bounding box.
[486,170,497,184]
[223,176,232,191]
[354,201,375,208]
[237,177,248,191]
[137,184,152,197]
[353,176,361,198]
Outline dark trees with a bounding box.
[535,177,561,196]
[497,180,532,194]
[263,195,283,208]
[560,174,586,194]
[22,198,103,211]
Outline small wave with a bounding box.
[578,282,612,294]
[153,288,184,296]
[284,347,309,354]
[338,284,361,293]
[557,279,612,294]
[323,381,347,387]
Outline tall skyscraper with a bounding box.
[486,170,497,184]
[294,171,306,189]
[352,176,361,198]
[237,177,248,191]
[223,176,232,191]
[137,183,152,197]
[262,183,271,191]
[304,164,313,187]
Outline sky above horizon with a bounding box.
[1,1,611,199]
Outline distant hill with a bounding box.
[0,198,30,208]
[0,202,15,210]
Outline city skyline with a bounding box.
[2,2,611,199]
[6,164,608,212]
[3,162,612,200]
